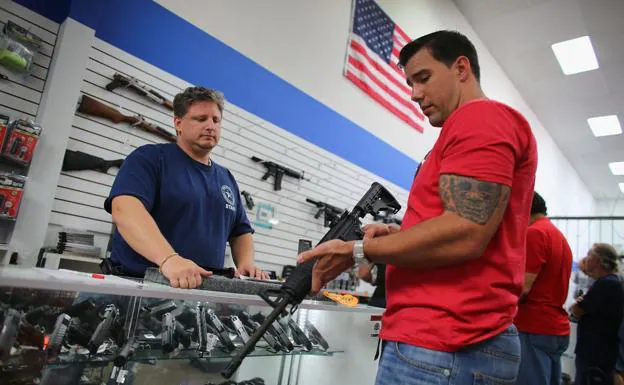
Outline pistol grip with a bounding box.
[274,171,283,191]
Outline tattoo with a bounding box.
[439,174,510,225]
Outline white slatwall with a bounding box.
[47,38,410,271]
[0,1,58,245]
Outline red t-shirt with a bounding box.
[381,99,537,352]
[514,217,572,335]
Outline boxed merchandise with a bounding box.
[2,118,42,166]
[0,114,8,150]
[0,173,25,219]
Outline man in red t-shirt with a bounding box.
[514,192,572,385]
[298,30,537,384]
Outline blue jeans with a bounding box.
[375,324,521,385]
[516,332,569,385]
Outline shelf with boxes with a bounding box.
[0,115,43,246]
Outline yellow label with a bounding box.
[322,291,359,307]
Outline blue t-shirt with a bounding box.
[104,143,253,275]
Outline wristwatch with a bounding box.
[353,240,371,266]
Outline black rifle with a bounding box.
[241,191,255,210]
[222,182,401,377]
[106,72,174,111]
[251,156,306,191]
[62,149,124,173]
[306,198,345,227]
[87,304,119,354]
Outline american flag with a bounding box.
[344,0,425,132]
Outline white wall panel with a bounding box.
[47,38,409,269]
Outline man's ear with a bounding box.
[455,56,471,82]
[174,116,182,135]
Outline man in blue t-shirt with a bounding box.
[104,86,268,288]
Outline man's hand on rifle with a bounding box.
[297,239,356,294]
[297,223,401,294]
[237,263,270,280]
[362,223,401,239]
[160,255,212,289]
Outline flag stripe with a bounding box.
[348,36,424,120]
[350,37,410,94]
[347,56,422,118]
[395,25,410,44]
[346,59,423,126]
[346,70,423,132]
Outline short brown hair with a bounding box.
[173,86,225,118]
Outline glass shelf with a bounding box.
[3,345,343,369]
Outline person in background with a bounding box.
[514,192,573,385]
[298,30,538,385]
[571,243,624,385]
[104,86,268,288]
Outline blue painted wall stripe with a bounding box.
[16,0,419,191]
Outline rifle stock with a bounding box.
[77,95,176,142]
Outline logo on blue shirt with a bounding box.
[221,185,236,211]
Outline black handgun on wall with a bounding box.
[241,191,255,210]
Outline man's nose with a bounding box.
[411,85,424,104]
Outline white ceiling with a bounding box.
[453,0,624,199]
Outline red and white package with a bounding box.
[0,115,9,151]
[2,118,42,166]
[0,174,25,219]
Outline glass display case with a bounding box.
[0,266,382,385]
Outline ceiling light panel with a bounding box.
[609,162,624,176]
[552,36,599,75]
[587,115,622,137]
